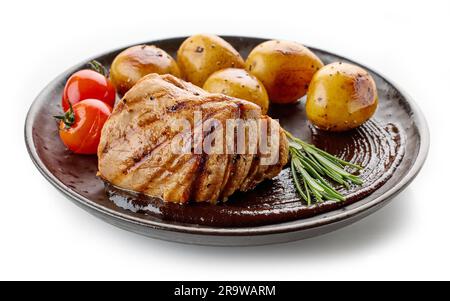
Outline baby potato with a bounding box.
[110,45,181,95]
[245,40,324,104]
[203,68,269,114]
[306,62,378,132]
[177,34,245,87]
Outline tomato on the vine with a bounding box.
[62,60,116,111]
[55,99,112,154]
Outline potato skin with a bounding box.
[306,62,378,132]
[177,34,245,87]
[203,68,269,114]
[110,45,181,95]
[245,40,324,104]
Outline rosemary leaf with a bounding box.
[285,129,363,205]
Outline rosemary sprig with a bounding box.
[285,130,363,205]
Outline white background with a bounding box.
[1,0,448,280]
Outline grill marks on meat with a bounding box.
[98,74,288,203]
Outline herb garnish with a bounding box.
[285,130,363,205]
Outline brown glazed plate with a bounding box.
[25,36,429,246]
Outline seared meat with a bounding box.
[97,74,288,203]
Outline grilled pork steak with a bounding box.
[97,74,288,203]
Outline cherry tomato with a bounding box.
[56,99,112,154]
[62,61,116,111]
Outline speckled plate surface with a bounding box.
[25,36,429,246]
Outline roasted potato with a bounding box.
[110,45,181,95]
[245,40,324,104]
[177,34,245,87]
[203,68,269,114]
[306,62,378,132]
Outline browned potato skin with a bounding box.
[177,34,245,87]
[203,68,269,114]
[245,40,324,104]
[110,45,181,95]
[306,62,378,132]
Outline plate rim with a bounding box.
[24,35,430,237]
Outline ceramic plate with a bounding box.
[25,36,429,246]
